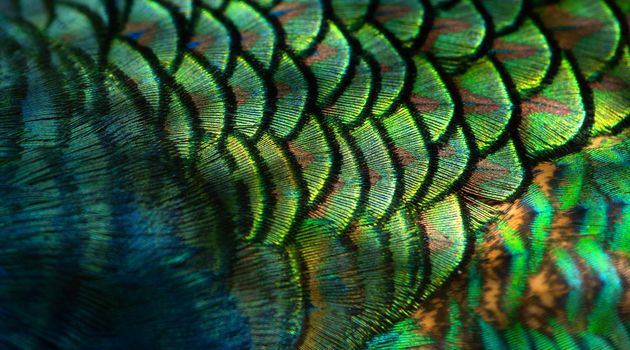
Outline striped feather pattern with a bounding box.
[0,0,628,348]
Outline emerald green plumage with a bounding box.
[0,0,628,349]
[376,134,630,349]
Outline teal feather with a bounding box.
[0,0,629,348]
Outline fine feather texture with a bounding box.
[0,0,628,349]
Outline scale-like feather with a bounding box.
[0,0,628,349]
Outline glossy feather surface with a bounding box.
[0,0,628,348]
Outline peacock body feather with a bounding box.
[0,0,628,348]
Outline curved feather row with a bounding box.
[373,133,630,349]
[0,0,628,348]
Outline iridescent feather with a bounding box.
[0,0,628,349]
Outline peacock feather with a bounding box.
[0,0,628,348]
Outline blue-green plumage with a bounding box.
[0,0,629,348]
